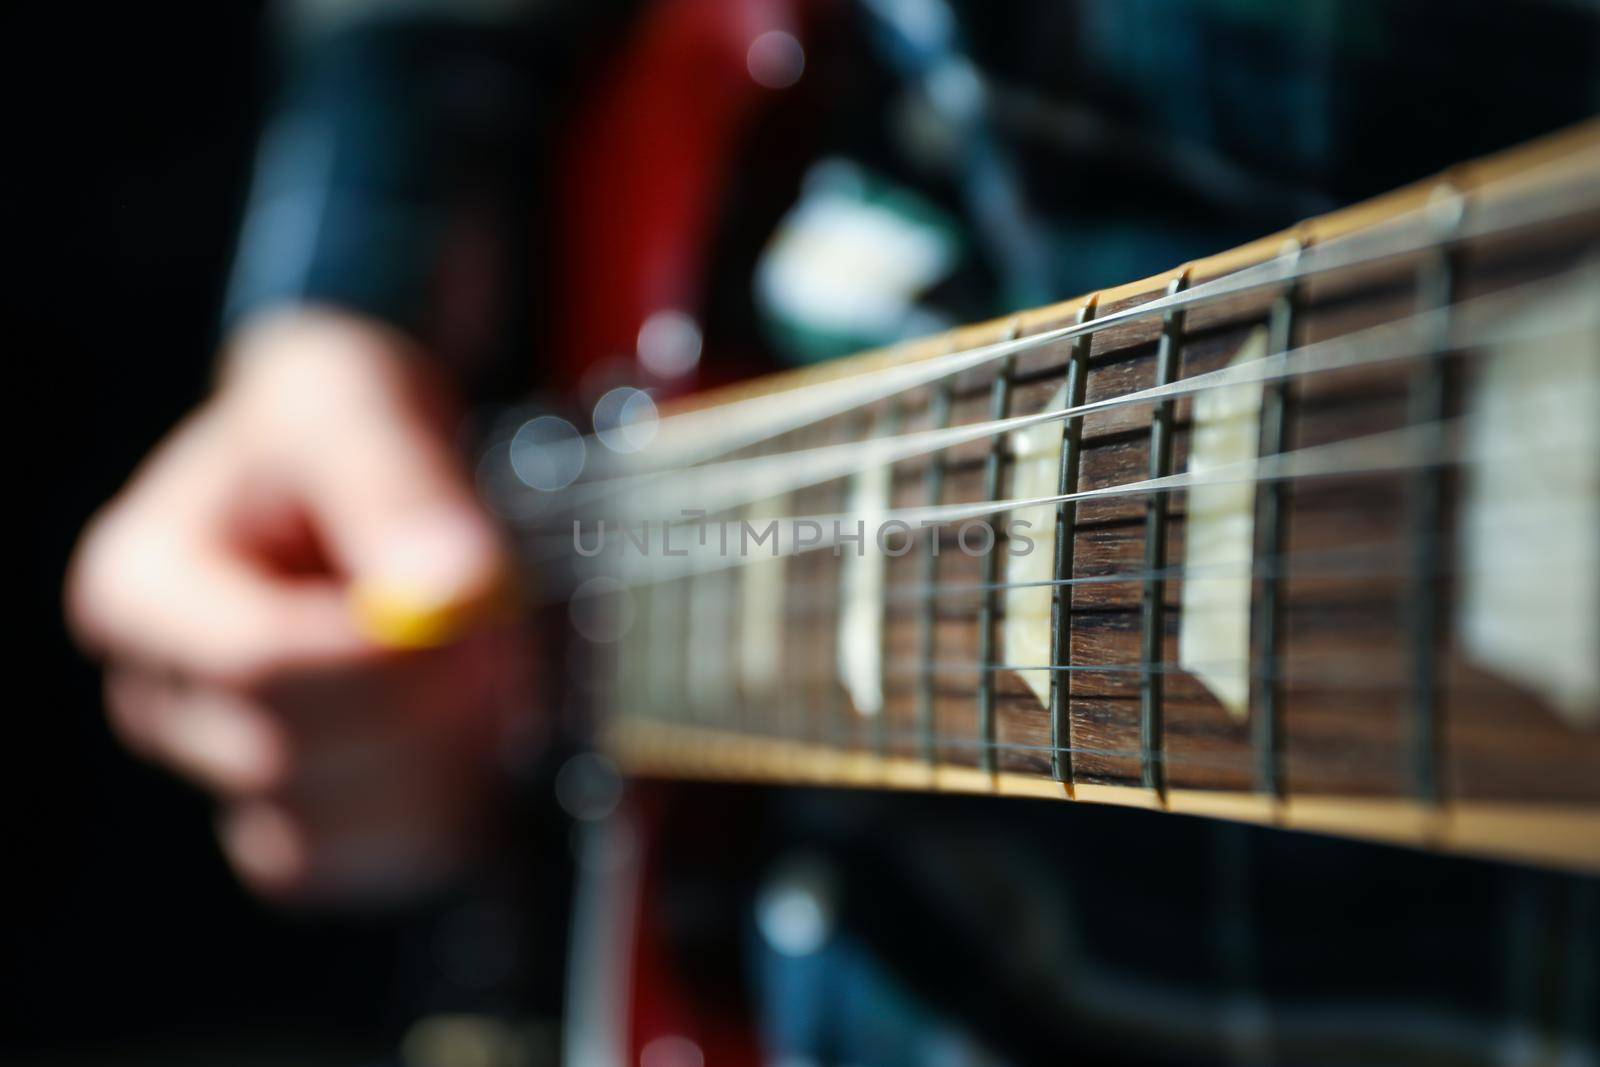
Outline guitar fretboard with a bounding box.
[514,121,1600,872]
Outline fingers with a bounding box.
[222,311,513,645]
[104,669,288,795]
[105,629,519,902]
[216,802,310,898]
[70,490,374,688]
[101,630,514,793]
[211,709,500,902]
[218,786,484,903]
[67,309,528,904]
[112,686,499,902]
[298,393,513,648]
[70,313,513,664]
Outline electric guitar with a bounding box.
[501,119,1600,1065]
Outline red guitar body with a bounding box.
[549,0,818,1059]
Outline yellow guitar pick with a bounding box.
[349,578,513,650]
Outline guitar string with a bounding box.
[516,264,1597,539]
[598,533,1565,683]
[551,414,1597,589]
[514,371,1586,582]
[759,510,1591,607]
[565,145,1598,479]
[903,658,1431,688]
[625,639,1525,695]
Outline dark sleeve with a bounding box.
[222,3,563,380]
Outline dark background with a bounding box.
[11,6,432,1061]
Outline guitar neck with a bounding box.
[546,120,1600,873]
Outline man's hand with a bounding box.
[67,309,524,903]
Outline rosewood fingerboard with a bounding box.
[586,121,1600,873]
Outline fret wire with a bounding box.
[872,403,904,759]
[592,154,1599,476]
[810,429,832,747]
[634,585,651,727]
[976,330,1019,774]
[722,503,745,739]
[823,419,854,753]
[687,569,704,729]
[1405,189,1466,806]
[1250,240,1305,800]
[917,380,955,767]
[816,422,847,749]
[1140,272,1190,796]
[688,568,709,730]
[781,430,809,744]
[651,576,684,726]
[719,562,741,732]
[1050,297,1097,789]
[676,575,694,729]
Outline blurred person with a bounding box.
[65,0,606,901]
[64,0,1599,1062]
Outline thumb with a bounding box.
[294,381,512,650]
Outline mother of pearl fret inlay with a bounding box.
[740,497,790,700]
[837,461,891,716]
[1006,384,1067,706]
[1178,327,1269,719]
[1460,278,1600,728]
